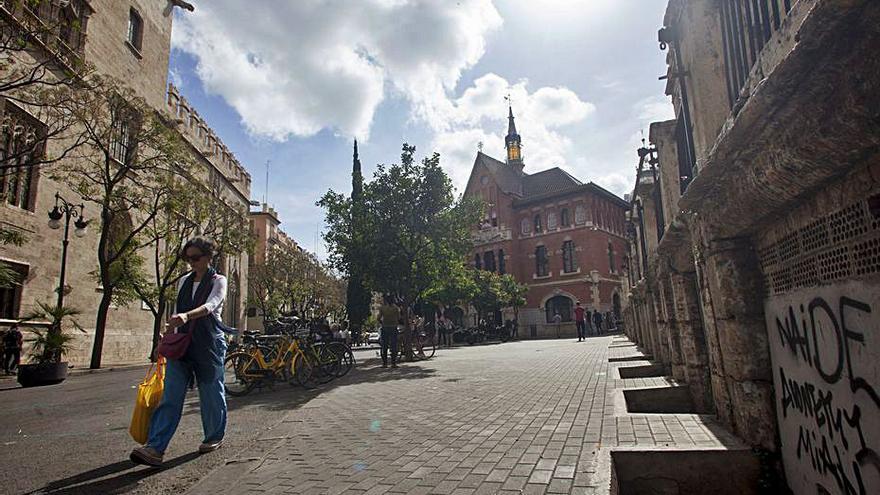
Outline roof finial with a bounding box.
[477,141,483,152]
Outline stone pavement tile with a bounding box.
[485,468,511,482]
[451,489,476,495]
[471,462,496,475]
[501,475,530,491]
[548,478,574,494]
[430,479,461,494]
[522,484,549,495]
[554,465,576,479]
[457,474,487,489]
[511,463,536,477]
[473,482,503,494]
[536,458,557,470]
[528,470,554,484]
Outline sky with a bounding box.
[167,0,675,258]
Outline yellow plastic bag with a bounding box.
[129,357,165,444]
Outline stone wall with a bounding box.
[622,0,880,490]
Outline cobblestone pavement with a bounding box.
[187,335,742,495]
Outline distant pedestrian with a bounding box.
[378,294,400,368]
[574,302,586,342]
[130,237,230,467]
[3,325,23,374]
[593,310,604,336]
[553,311,562,338]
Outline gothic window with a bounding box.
[562,240,577,273]
[498,249,506,275]
[109,103,139,165]
[560,208,570,227]
[475,253,482,270]
[535,245,548,277]
[608,242,616,273]
[127,8,144,51]
[0,262,28,319]
[0,104,45,211]
[484,251,496,272]
[547,212,557,230]
[575,204,586,225]
[545,295,573,323]
[521,218,531,234]
[534,214,542,233]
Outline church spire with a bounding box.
[504,101,523,171]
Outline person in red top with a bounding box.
[574,302,587,342]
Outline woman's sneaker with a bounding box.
[198,440,223,454]
[130,446,163,467]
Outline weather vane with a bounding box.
[477,141,483,152]
[504,93,512,106]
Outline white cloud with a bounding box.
[635,94,675,128]
[172,0,502,140]
[594,172,632,197]
[431,73,595,191]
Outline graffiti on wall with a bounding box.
[767,282,880,494]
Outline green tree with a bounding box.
[321,143,481,360]
[499,274,528,324]
[50,75,197,369]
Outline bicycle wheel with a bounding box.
[417,333,435,359]
[224,351,257,397]
[314,346,339,383]
[328,342,355,376]
[290,352,316,389]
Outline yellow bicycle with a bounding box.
[223,332,314,396]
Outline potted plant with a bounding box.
[17,302,84,388]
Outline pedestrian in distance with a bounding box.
[378,294,400,368]
[3,324,23,375]
[553,311,562,338]
[574,302,586,342]
[130,237,231,467]
[593,310,604,336]
[585,308,593,337]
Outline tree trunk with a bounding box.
[149,299,166,362]
[89,290,113,369]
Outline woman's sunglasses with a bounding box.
[183,253,205,262]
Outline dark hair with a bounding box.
[182,236,216,260]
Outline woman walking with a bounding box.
[130,237,229,466]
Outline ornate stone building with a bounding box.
[463,107,628,338]
[622,1,880,492]
[0,0,251,366]
[245,202,298,332]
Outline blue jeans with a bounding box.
[146,341,227,453]
[380,326,398,365]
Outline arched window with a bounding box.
[475,253,482,270]
[498,249,506,274]
[534,214,542,233]
[545,295,573,323]
[535,245,548,277]
[521,218,531,235]
[560,208,570,227]
[547,212,557,230]
[562,240,576,273]
[484,251,496,272]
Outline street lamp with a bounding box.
[47,192,88,310]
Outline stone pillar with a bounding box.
[670,271,714,413]
[696,231,777,451]
[659,277,686,381]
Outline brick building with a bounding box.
[462,107,628,338]
[622,1,880,492]
[0,0,251,366]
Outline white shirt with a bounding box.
[176,272,227,323]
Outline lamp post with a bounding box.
[47,192,89,310]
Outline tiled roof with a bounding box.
[522,168,583,198]
[475,152,523,196]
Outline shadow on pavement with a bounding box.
[180,357,439,417]
[29,452,200,494]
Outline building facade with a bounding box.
[0,0,250,366]
[622,1,880,493]
[245,202,298,332]
[463,107,628,338]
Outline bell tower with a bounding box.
[505,103,523,173]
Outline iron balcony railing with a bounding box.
[720,0,795,109]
